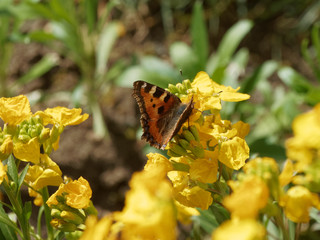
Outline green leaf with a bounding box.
[0,204,19,240]
[306,86,320,105]
[191,1,208,70]
[16,54,58,85]
[192,203,229,235]
[242,60,279,94]
[6,155,18,186]
[170,41,200,79]
[278,66,312,93]
[310,207,320,224]
[84,0,98,33]
[28,30,56,42]
[116,66,146,88]
[18,164,29,191]
[96,22,120,81]
[208,19,253,83]
[23,201,32,222]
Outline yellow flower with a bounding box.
[190,71,250,111]
[13,137,40,164]
[224,176,269,219]
[80,215,116,240]
[115,167,177,240]
[280,185,320,223]
[144,152,173,173]
[0,135,13,161]
[47,176,92,209]
[243,157,280,200]
[189,157,218,183]
[25,154,63,190]
[35,107,89,127]
[286,103,320,171]
[212,218,266,240]
[168,170,213,210]
[218,137,249,170]
[174,200,200,224]
[0,95,32,126]
[0,161,7,184]
[279,160,294,187]
[28,188,43,206]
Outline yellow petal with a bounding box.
[0,135,13,161]
[219,137,249,170]
[0,95,32,125]
[212,219,266,240]
[224,176,269,219]
[35,107,89,126]
[279,160,294,187]
[144,153,172,174]
[280,186,320,223]
[189,158,218,183]
[13,138,40,164]
[0,161,7,184]
[64,177,92,209]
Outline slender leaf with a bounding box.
[84,0,98,33]
[0,204,19,240]
[23,201,32,222]
[96,22,120,80]
[18,164,29,191]
[191,1,208,69]
[208,19,253,82]
[170,41,200,79]
[16,54,58,85]
[6,155,18,186]
[278,66,312,93]
[242,60,278,94]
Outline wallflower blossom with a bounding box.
[47,176,92,209]
[25,154,63,191]
[286,103,320,171]
[0,161,7,184]
[168,171,213,209]
[0,134,13,161]
[212,218,266,240]
[280,185,320,223]
[0,95,89,163]
[80,215,117,240]
[163,72,250,210]
[114,166,177,240]
[0,95,32,126]
[224,175,269,219]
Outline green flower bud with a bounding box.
[178,139,191,151]
[61,211,84,225]
[169,142,188,156]
[51,209,62,218]
[189,125,200,142]
[182,129,195,142]
[167,149,182,157]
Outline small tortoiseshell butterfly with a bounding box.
[133,81,194,150]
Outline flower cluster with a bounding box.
[80,71,252,238]
[165,72,250,212]
[0,95,94,238]
[1,72,320,240]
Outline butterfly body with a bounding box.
[133,81,193,150]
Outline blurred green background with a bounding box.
[1,0,320,213]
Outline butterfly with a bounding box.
[133,81,194,150]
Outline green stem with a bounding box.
[2,180,31,240]
[41,187,54,240]
[274,212,290,240]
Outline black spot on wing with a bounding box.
[158,106,164,115]
[143,83,153,93]
[153,87,163,98]
[164,94,170,103]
